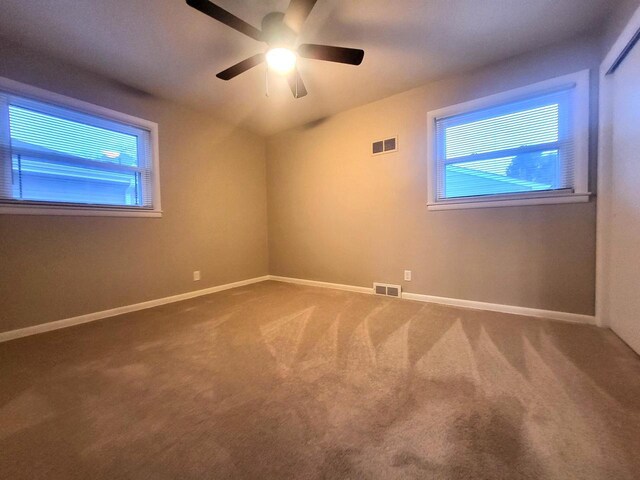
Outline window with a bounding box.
[427,71,590,210]
[0,77,160,216]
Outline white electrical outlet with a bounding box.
[193,271,201,281]
[404,270,412,281]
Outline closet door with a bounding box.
[606,33,640,353]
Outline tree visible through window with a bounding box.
[506,150,559,187]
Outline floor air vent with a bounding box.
[372,136,398,156]
[373,283,402,298]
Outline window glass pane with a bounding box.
[436,89,571,201]
[8,105,139,166]
[2,99,152,208]
[445,150,559,198]
[12,155,141,206]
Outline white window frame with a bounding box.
[426,70,591,211]
[0,76,161,217]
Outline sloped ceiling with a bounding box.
[0,0,620,135]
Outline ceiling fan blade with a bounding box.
[186,0,263,42]
[287,69,308,98]
[297,44,364,65]
[283,0,318,34]
[216,54,265,80]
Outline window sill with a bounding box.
[427,193,591,211]
[0,204,162,217]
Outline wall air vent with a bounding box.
[373,283,402,298]
[372,136,398,156]
[375,284,387,295]
[384,137,396,151]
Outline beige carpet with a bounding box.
[1,280,640,479]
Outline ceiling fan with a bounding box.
[186,0,365,98]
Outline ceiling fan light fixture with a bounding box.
[187,0,364,98]
[266,47,297,75]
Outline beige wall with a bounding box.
[0,31,606,334]
[267,35,602,315]
[0,40,269,332]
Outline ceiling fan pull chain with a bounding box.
[265,67,270,97]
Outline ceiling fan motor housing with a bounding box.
[261,12,296,47]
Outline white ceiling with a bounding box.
[0,0,619,135]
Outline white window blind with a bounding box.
[434,89,574,201]
[427,71,589,209]
[0,85,158,214]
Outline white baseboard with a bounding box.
[268,276,596,325]
[268,275,373,295]
[0,275,270,343]
[0,274,597,343]
[401,292,596,325]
